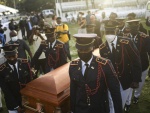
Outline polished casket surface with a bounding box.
[21,48,100,113]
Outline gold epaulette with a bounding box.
[56,44,63,48]
[70,59,79,66]
[139,32,148,38]
[96,57,108,65]
[99,43,106,50]
[20,59,28,63]
[41,40,46,45]
[0,63,6,71]
[120,39,129,44]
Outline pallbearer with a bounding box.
[69,34,122,113]
[0,44,32,113]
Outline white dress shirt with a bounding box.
[49,40,56,48]
[107,36,117,53]
[81,56,93,76]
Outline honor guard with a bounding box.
[0,44,32,113]
[69,34,122,113]
[99,24,142,112]
[124,19,150,112]
[31,27,67,73]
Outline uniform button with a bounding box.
[128,64,130,66]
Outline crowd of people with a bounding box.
[0,10,150,113]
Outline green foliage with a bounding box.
[23,0,55,12]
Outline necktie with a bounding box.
[13,64,18,80]
[111,42,116,55]
[84,64,89,80]
[49,43,52,50]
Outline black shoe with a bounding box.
[124,104,130,113]
[133,96,138,104]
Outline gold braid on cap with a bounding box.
[76,39,95,46]
[4,50,17,53]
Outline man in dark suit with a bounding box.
[25,18,33,41]
[99,25,142,111]
[8,30,32,59]
[0,44,32,113]
[124,19,150,112]
[69,34,122,113]
[31,27,67,73]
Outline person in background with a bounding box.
[51,15,57,28]
[8,30,32,60]
[0,44,32,113]
[19,17,26,40]
[29,26,47,77]
[86,11,91,25]
[25,18,33,41]
[9,19,18,31]
[90,15,102,44]
[0,27,6,47]
[31,27,67,73]
[55,17,72,61]
[100,12,107,38]
[78,17,86,34]
[69,33,122,113]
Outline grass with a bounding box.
[1,21,150,113]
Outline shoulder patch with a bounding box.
[56,44,63,48]
[18,58,28,63]
[70,59,79,66]
[99,43,106,50]
[96,57,108,65]
[120,39,129,44]
[57,40,64,44]
[0,63,6,71]
[139,32,148,38]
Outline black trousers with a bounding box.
[35,58,46,78]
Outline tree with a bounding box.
[23,0,55,12]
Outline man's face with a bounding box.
[46,33,56,43]
[57,19,61,24]
[77,47,93,63]
[5,54,18,65]
[127,22,139,35]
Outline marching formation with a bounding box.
[0,11,150,113]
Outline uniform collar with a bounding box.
[81,55,93,67]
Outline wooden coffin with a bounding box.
[21,49,100,113]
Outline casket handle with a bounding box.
[23,102,44,113]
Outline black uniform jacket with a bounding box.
[31,40,67,73]
[8,39,31,59]
[99,37,142,90]
[69,56,122,113]
[133,32,150,71]
[0,59,31,110]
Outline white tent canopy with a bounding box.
[0,4,18,14]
